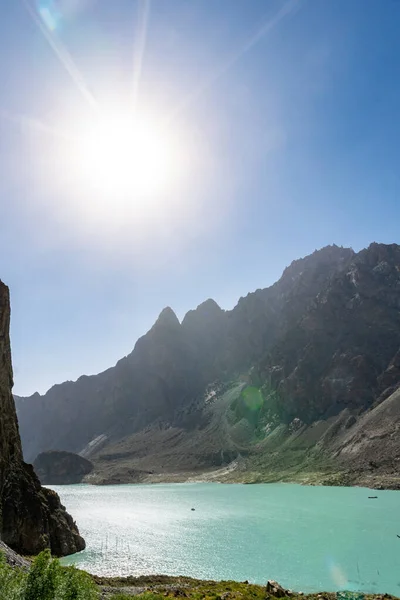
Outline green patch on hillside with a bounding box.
[229,384,285,444]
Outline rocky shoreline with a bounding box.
[80,463,400,491]
[1,542,397,600]
[94,573,396,600]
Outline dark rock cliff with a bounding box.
[257,243,400,423]
[0,281,85,556]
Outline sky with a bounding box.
[1,0,400,396]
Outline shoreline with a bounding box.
[3,544,397,599]
[76,466,400,490]
[93,573,397,599]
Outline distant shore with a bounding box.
[78,464,400,490]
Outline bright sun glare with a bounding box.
[73,111,180,200]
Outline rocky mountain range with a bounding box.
[14,242,400,488]
[0,280,85,556]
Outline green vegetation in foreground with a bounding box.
[1,551,396,600]
[0,550,96,600]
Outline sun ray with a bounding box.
[167,0,301,123]
[22,0,99,113]
[0,106,75,141]
[131,0,151,111]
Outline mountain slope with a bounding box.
[330,385,400,488]
[256,242,400,422]
[15,244,353,463]
[14,242,400,487]
[0,280,85,555]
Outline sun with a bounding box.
[74,110,180,200]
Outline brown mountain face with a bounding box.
[14,242,400,487]
[0,281,85,556]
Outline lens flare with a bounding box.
[242,387,264,411]
[38,1,61,31]
[37,0,94,30]
[327,558,348,589]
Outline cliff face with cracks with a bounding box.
[0,281,85,556]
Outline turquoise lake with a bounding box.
[54,483,400,595]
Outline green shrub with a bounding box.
[25,550,59,600]
[0,552,26,600]
[0,550,98,600]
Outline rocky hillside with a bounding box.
[256,243,400,423]
[329,385,400,488]
[15,244,353,462]
[34,451,93,485]
[0,281,85,556]
[14,243,400,486]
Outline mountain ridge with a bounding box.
[14,242,400,488]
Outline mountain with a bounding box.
[33,451,93,485]
[256,242,400,422]
[14,243,400,487]
[0,281,85,556]
[329,385,400,489]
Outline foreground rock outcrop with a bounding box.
[34,451,93,485]
[0,541,30,569]
[0,281,85,556]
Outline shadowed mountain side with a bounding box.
[256,243,400,423]
[16,244,354,463]
[15,243,400,487]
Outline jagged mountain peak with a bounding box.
[182,298,223,328]
[14,241,400,480]
[356,241,400,266]
[277,244,354,288]
[153,306,181,329]
[196,298,222,313]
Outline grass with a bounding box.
[2,550,396,600]
[93,575,383,600]
[96,577,311,600]
[0,553,312,600]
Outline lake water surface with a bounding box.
[54,483,400,595]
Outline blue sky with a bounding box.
[1,0,400,396]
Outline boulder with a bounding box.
[266,580,293,597]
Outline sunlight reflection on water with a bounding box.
[55,483,400,595]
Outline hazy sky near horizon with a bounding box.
[1,0,400,396]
